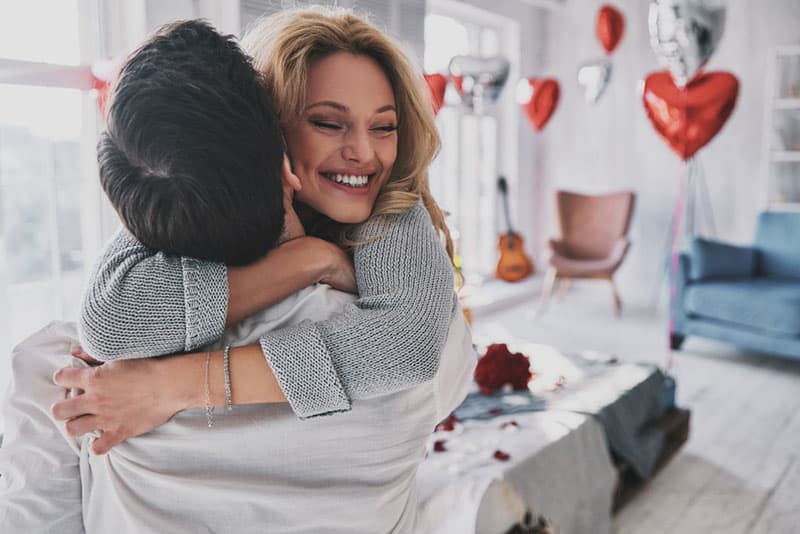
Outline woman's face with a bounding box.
[284,52,398,224]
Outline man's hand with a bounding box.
[51,356,181,455]
[70,344,103,366]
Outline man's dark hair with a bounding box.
[97,20,285,266]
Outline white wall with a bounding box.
[537,0,800,305]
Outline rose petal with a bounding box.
[435,414,459,432]
[493,450,511,461]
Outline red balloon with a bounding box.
[451,75,464,94]
[424,73,447,116]
[642,70,739,161]
[596,4,625,55]
[92,75,111,119]
[521,78,560,132]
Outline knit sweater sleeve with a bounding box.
[78,205,455,419]
[259,203,456,419]
[78,228,228,360]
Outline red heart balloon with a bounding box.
[596,4,625,55]
[521,78,560,132]
[643,70,739,160]
[424,73,447,116]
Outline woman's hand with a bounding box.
[51,354,187,455]
[316,240,357,294]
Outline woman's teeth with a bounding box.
[326,173,369,188]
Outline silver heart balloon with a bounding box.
[577,59,613,104]
[648,0,726,87]
[448,55,510,114]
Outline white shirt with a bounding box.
[0,285,475,533]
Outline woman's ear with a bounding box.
[281,155,302,192]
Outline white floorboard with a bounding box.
[469,279,800,534]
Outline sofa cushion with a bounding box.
[689,238,756,281]
[684,279,800,337]
[755,212,800,280]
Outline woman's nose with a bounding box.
[341,128,372,162]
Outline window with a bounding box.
[0,0,105,423]
[424,1,519,281]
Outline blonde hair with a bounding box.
[241,6,453,259]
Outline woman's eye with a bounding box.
[372,125,398,133]
[311,120,342,131]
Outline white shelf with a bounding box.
[771,151,800,162]
[774,98,800,110]
[763,47,800,207]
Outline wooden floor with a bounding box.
[471,280,800,534]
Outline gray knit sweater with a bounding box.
[79,204,456,419]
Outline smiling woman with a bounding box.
[285,52,399,223]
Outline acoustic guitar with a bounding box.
[496,176,534,282]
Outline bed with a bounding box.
[415,342,679,534]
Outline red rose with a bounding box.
[474,344,534,395]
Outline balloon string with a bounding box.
[667,159,690,370]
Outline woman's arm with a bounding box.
[79,229,350,360]
[259,203,456,417]
[54,205,455,450]
[77,203,453,419]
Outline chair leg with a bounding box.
[557,278,571,300]
[609,278,622,317]
[538,267,557,315]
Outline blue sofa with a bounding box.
[671,212,800,361]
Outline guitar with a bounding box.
[496,176,534,282]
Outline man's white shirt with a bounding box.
[0,284,475,533]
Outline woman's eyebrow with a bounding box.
[305,101,348,112]
[305,101,397,114]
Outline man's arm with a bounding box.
[0,323,84,533]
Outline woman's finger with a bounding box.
[53,366,93,389]
[64,414,102,438]
[51,395,95,421]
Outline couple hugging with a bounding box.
[0,8,475,533]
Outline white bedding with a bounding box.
[415,410,616,534]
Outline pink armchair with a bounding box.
[541,190,635,315]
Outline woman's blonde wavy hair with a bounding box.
[241,6,453,260]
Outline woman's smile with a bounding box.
[319,169,378,195]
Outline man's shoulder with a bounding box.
[11,321,78,376]
[3,321,82,451]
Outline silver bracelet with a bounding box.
[204,351,214,428]
[223,345,233,411]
